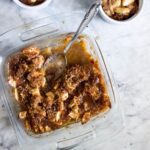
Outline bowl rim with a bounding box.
[13,0,52,10]
[99,0,144,24]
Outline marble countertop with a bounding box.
[0,0,150,150]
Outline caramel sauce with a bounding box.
[51,36,92,65]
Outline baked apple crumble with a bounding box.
[8,36,111,134]
[102,0,139,20]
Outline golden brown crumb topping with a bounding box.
[102,0,139,20]
[8,37,111,134]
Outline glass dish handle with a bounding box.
[57,130,95,150]
[20,23,59,41]
[0,18,60,51]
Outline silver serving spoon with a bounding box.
[44,1,101,80]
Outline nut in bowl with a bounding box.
[13,0,52,10]
[99,0,143,24]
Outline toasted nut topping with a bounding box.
[13,88,19,101]
[56,111,61,121]
[8,42,111,134]
[22,46,40,59]
[60,91,69,101]
[45,126,51,132]
[19,111,27,119]
[8,76,16,88]
[82,112,91,124]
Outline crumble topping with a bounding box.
[8,38,111,134]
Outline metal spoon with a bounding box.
[44,1,101,79]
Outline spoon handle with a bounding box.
[64,1,101,54]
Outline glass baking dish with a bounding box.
[0,12,124,150]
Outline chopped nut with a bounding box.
[39,109,46,117]
[58,100,65,111]
[27,69,46,87]
[56,111,61,121]
[31,88,40,96]
[22,46,40,59]
[46,91,54,106]
[53,81,60,90]
[60,90,68,101]
[69,112,77,119]
[30,55,44,69]
[16,63,28,78]
[27,69,45,80]
[68,100,75,108]
[81,112,91,124]
[34,128,39,133]
[84,102,90,111]
[31,95,42,108]
[87,85,101,100]
[25,120,31,131]
[17,84,30,101]
[45,126,51,132]
[13,88,19,101]
[69,105,80,120]
[69,96,82,108]
[39,125,44,132]
[69,111,79,120]
[8,76,16,88]
[54,121,63,126]
[41,77,46,87]
[19,111,27,119]
[46,91,54,98]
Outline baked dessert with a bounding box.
[102,0,139,20]
[8,36,111,134]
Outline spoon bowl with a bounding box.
[44,1,101,79]
[44,53,67,81]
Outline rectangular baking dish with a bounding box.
[0,12,124,150]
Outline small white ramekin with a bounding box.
[13,0,52,10]
[99,0,144,24]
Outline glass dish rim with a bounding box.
[0,11,124,149]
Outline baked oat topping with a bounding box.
[8,37,111,134]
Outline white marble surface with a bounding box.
[0,0,150,150]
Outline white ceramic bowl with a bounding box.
[13,0,52,10]
[99,0,144,24]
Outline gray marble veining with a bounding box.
[0,0,150,150]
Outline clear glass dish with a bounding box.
[0,12,124,150]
